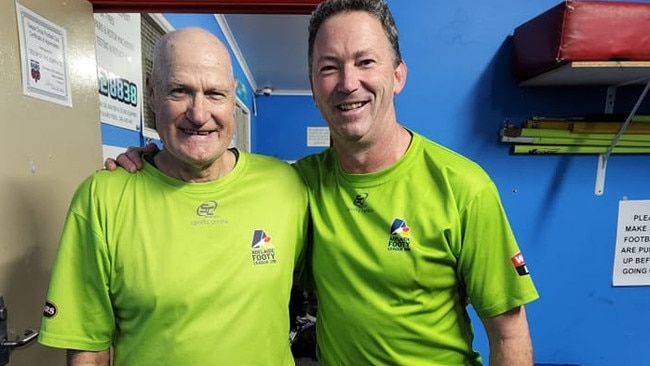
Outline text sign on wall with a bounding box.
[16,3,72,107]
[613,199,650,286]
[307,127,330,147]
[94,13,142,131]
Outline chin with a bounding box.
[335,123,369,141]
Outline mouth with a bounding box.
[337,101,367,111]
[180,128,216,136]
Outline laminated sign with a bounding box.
[612,200,650,286]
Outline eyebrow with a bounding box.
[315,48,377,63]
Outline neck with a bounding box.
[153,149,236,183]
[335,125,412,174]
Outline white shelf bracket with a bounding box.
[595,86,616,196]
[595,153,608,196]
[594,78,650,196]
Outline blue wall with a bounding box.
[254,95,326,160]
[255,1,650,365]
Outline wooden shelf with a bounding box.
[520,61,650,87]
[516,61,650,196]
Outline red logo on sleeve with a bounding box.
[511,252,530,276]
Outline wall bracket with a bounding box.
[594,78,650,196]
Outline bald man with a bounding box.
[39,27,309,366]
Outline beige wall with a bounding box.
[0,0,102,363]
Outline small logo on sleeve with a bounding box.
[511,252,530,276]
[43,301,57,318]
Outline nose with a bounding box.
[185,95,209,125]
[337,65,360,94]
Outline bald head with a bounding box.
[147,27,238,181]
[152,27,234,87]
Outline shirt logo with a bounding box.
[353,193,368,208]
[348,192,373,213]
[196,200,218,216]
[43,301,57,318]
[511,252,530,276]
[192,200,228,226]
[251,229,277,265]
[388,218,411,251]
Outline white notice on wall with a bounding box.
[612,199,650,286]
[94,13,142,131]
[307,127,330,147]
[16,3,71,107]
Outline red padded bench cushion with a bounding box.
[512,1,650,80]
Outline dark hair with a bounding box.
[308,0,402,74]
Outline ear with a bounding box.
[309,74,316,104]
[145,73,155,111]
[145,73,157,128]
[393,59,407,95]
[145,74,157,129]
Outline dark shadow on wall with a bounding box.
[467,35,650,236]
[465,35,619,236]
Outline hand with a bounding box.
[103,143,159,173]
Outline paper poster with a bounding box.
[612,199,650,286]
[94,13,142,131]
[16,3,72,107]
[307,126,330,147]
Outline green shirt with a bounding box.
[39,151,309,365]
[294,131,539,365]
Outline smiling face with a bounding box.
[310,11,406,145]
[149,28,236,173]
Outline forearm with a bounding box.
[488,334,533,366]
[483,306,534,366]
[67,350,110,366]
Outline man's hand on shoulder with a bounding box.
[103,143,159,173]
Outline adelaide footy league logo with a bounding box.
[388,218,411,251]
[251,229,276,265]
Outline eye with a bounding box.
[318,64,338,74]
[358,59,375,68]
[205,90,227,100]
[169,87,187,98]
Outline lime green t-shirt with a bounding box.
[39,151,308,365]
[294,131,539,365]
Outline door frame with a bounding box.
[87,0,320,14]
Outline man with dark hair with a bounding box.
[294,1,538,364]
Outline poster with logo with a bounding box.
[94,13,142,131]
[612,199,650,286]
[16,3,72,107]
